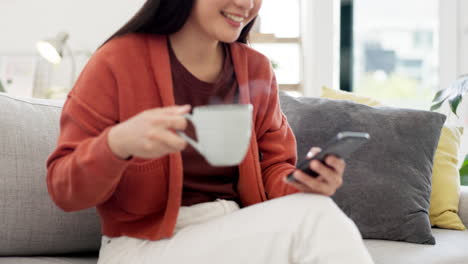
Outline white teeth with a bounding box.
[223,12,244,23]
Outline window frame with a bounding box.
[251,0,468,97]
[250,0,341,96]
[440,0,468,89]
[300,0,341,97]
[249,32,302,92]
[338,0,468,93]
[249,0,303,93]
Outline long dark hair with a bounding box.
[102,0,256,47]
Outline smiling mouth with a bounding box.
[221,12,245,23]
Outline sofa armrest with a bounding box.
[460,186,468,226]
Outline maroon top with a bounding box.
[169,41,240,206]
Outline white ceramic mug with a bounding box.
[177,104,253,166]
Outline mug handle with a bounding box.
[176,114,203,154]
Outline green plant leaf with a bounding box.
[460,160,468,177]
[461,156,468,186]
[431,76,468,115]
[448,94,463,116]
[432,89,449,103]
[430,89,450,111]
[459,78,468,94]
[0,80,5,93]
[430,99,446,111]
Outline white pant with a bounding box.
[98,193,374,264]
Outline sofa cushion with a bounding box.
[430,126,466,230]
[0,256,97,264]
[320,86,466,231]
[280,92,446,244]
[0,93,101,256]
[321,86,382,106]
[365,229,468,264]
[460,186,468,226]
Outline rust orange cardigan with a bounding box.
[46,34,299,241]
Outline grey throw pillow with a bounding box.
[0,93,101,256]
[280,92,446,245]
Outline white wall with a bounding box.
[300,0,341,97]
[440,4,468,118]
[438,0,468,160]
[0,0,145,54]
[439,1,458,91]
[0,0,145,97]
[460,0,468,76]
[458,0,468,158]
[439,0,468,90]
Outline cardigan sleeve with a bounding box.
[256,72,300,199]
[46,54,131,212]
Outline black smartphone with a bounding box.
[287,131,370,182]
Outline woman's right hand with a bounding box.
[107,105,192,160]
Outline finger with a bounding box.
[293,169,323,188]
[309,160,335,178]
[310,160,342,187]
[156,129,188,152]
[316,174,342,191]
[325,156,346,176]
[292,170,334,195]
[320,156,345,186]
[283,176,310,192]
[153,115,188,130]
[149,105,192,116]
[168,116,189,131]
[306,147,322,159]
[165,104,191,113]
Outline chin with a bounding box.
[218,34,241,43]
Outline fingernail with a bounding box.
[306,152,313,158]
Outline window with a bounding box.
[341,0,439,110]
[250,0,302,92]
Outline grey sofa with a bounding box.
[1,92,467,264]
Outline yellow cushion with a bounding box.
[321,86,381,107]
[430,126,465,230]
[320,86,466,230]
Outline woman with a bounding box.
[46,0,374,263]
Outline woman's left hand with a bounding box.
[285,147,346,196]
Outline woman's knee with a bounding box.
[281,193,336,212]
[286,194,363,238]
[281,193,354,226]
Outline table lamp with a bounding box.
[36,32,76,89]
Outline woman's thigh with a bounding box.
[99,193,370,264]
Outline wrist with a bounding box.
[108,125,132,160]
